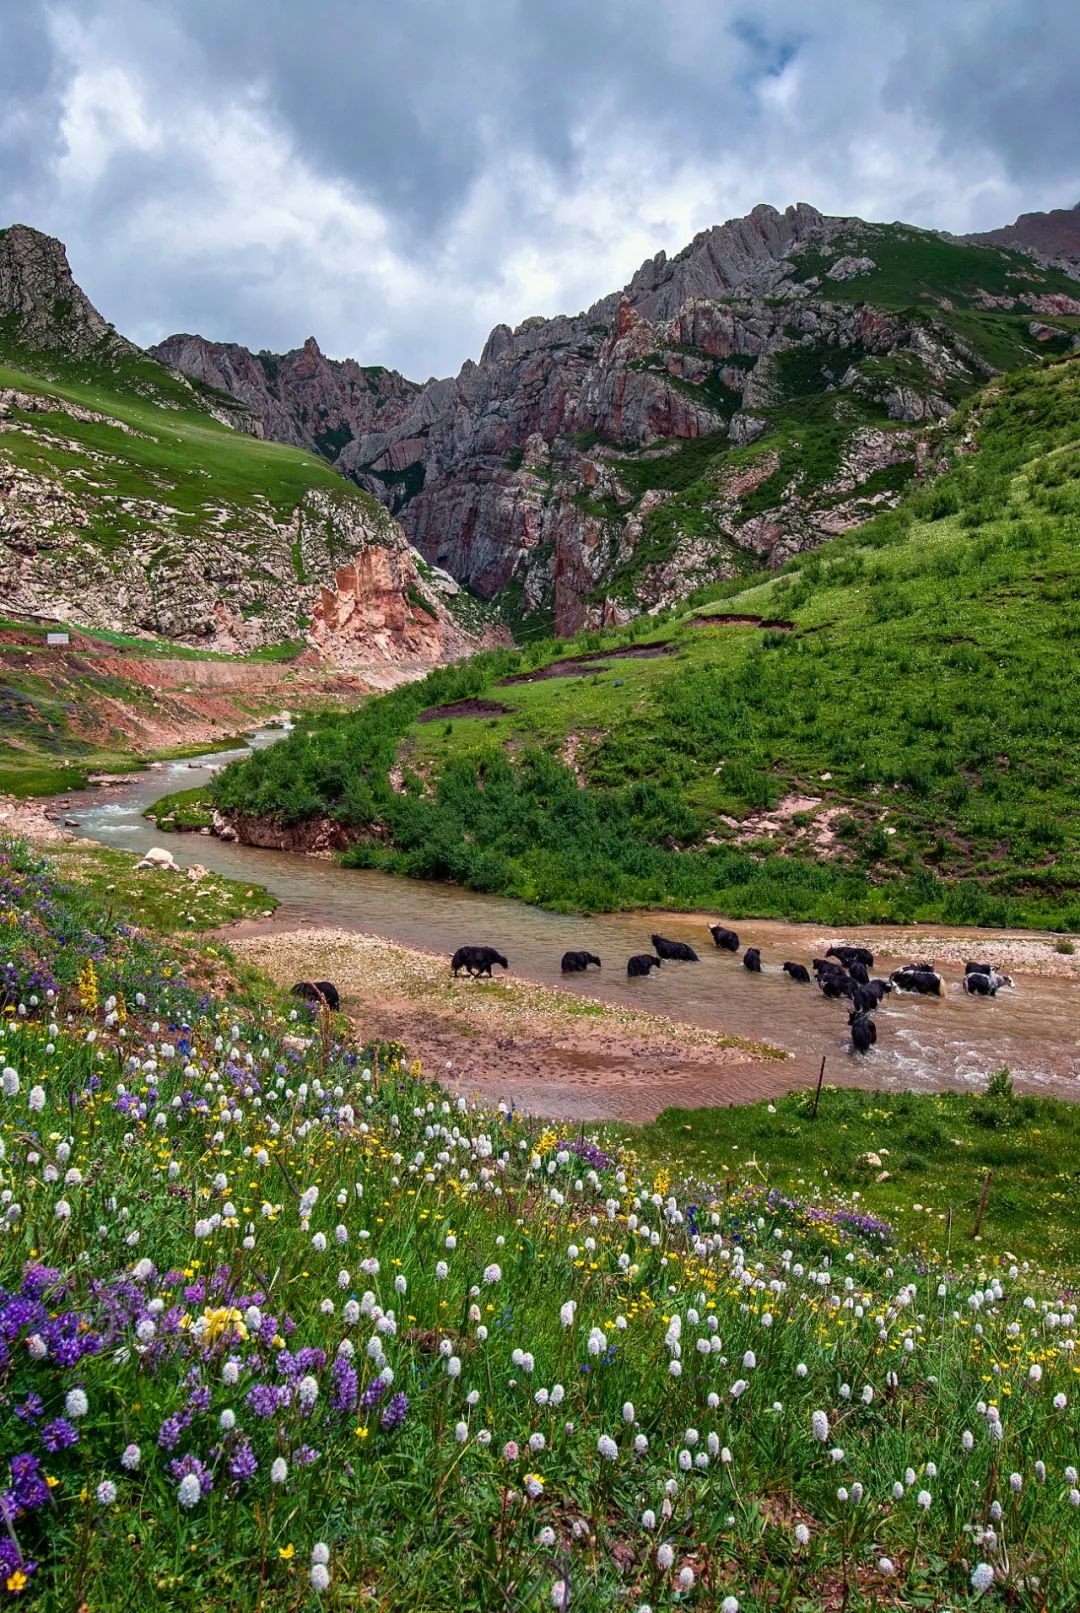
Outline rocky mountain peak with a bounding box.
[0,224,133,358]
[964,203,1080,278]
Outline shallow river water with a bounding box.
[60,734,1080,1105]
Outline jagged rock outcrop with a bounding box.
[0,229,499,674]
[306,546,509,680]
[0,224,134,359]
[150,332,419,456]
[148,202,1080,632]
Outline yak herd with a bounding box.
[290,932,1016,1059]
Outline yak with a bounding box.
[451,946,509,978]
[290,980,341,1012]
[742,946,762,973]
[848,1009,877,1054]
[561,950,602,973]
[707,924,740,952]
[627,954,662,978]
[826,944,874,969]
[651,934,699,962]
[782,961,811,983]
[890,967,944,997]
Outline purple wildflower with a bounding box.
[380,1393,409,1433]
[41,1418,79,1453]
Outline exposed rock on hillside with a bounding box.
[0,230,498,672]
[150,332,418,455]
[306,546,510,680]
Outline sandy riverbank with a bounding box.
[226,924,806,1122]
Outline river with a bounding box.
[57,733,1080,1106]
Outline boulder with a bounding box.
[137,846,178,871]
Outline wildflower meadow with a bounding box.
[1,834,1078,1610]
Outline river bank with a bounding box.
[14,734,1080,1113]
[227,923,793,1122]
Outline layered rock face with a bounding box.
[307,548,508,681]
[151,202,1080,632]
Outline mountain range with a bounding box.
[152,201,1080,634]
[3,200,1080,654]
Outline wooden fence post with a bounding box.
[811,1056,827,1118]
[971,1170,993,1238]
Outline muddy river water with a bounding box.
[60,734,1080,1107]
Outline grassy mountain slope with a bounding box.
[0,339,401,646]
[587,223,1080,613]
[212,356,1080,929]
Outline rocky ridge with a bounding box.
[153,202,1080,632]
[964,202,1080,279]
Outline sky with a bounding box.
[3,1,1079,378]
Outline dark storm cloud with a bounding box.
[1,1,1078,376]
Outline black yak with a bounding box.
[291,980,341,1012]
[651,934,699,962]
[742,946,762,973]
[561,950,602,973]
[707,924,740,951]
[782,962,811,983]
[451,946,509,978]
[826,945,874,969]
[890,967,944,997]
[627,954,662,978]
[848,1010,877,1054]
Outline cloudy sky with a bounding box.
[3,1,1078,377]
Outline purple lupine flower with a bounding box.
[15,1394,44,1424]
[380,1393,408,1432]
[293,1445,320,1467]
[0,1537,36,1590]
[246,1383,283,1419]
[41,1418,79,1452]
[5,1453,50,1515]
[358,1378,388,1414]
[330,1356,358,1414]
[168,1454,214,1497]
[228,1439,258,1483]
[157,1412,190,1451]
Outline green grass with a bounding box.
[50,841,276,931]
[610,1079,1080,1270]
[0,359,356,521]
[211,358,1080,928]
[2,832,1080,1609]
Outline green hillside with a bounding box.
[213,356,1080,929]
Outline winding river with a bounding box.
[57,733,1080,1105]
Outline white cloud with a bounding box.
[4,0,1078,376]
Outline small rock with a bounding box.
[875,1170,891,1183]
[860,1151,883,1168]
[186,864,209,883]
[136,846,178,871]
[282,1035,310,1053]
